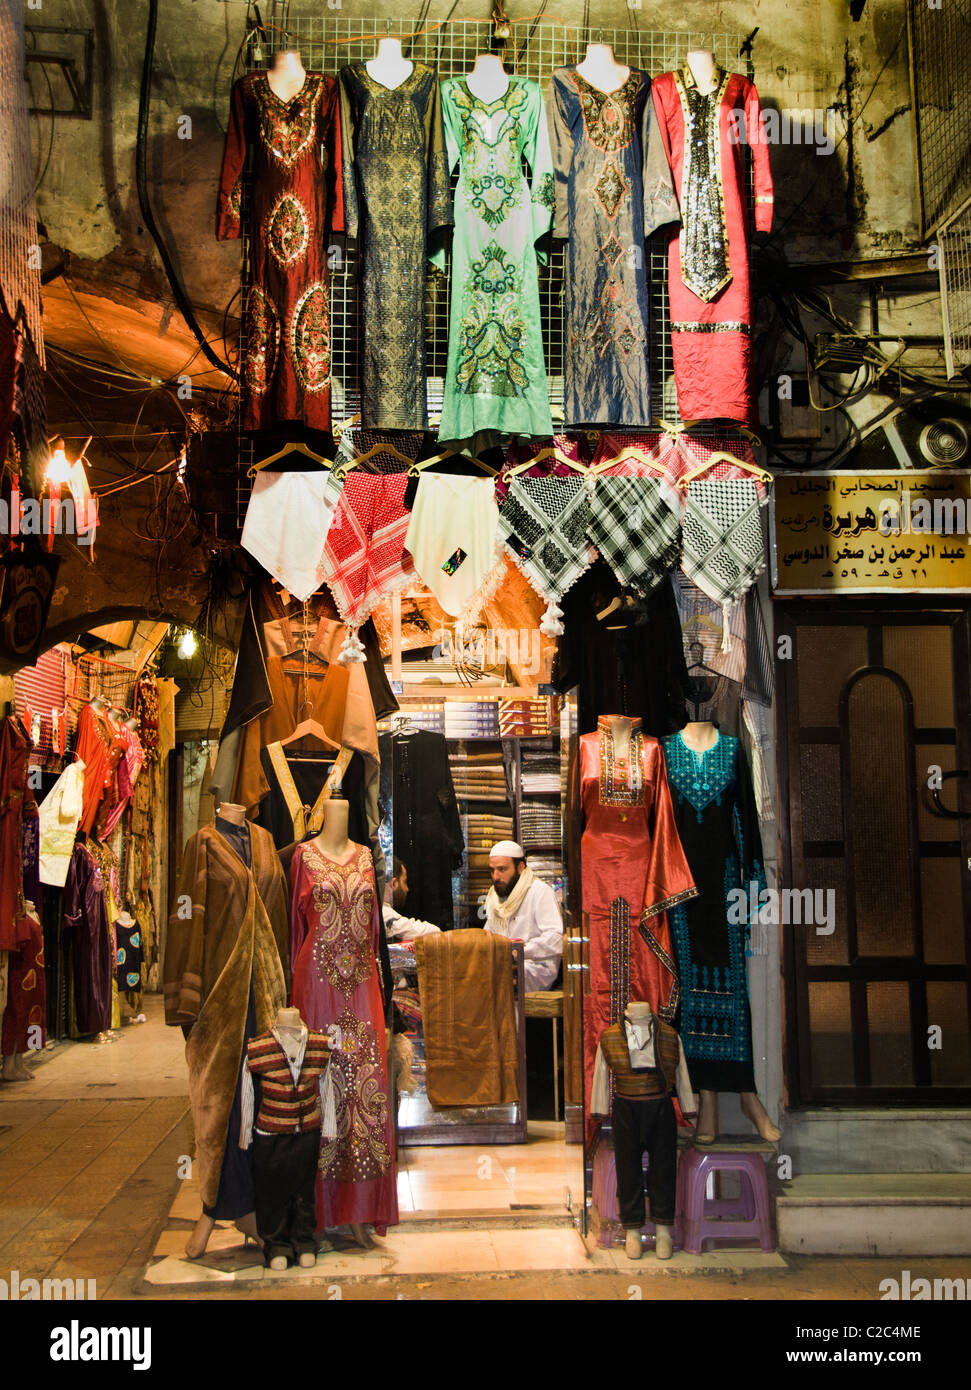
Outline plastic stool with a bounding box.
[678,1144,775,1254]
[591,1135,683,1250]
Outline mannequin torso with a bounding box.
[366,37,413,90]
[467,53,509,103]
[267,50,307,103]
[575,42,630,93]
[685,48,718,93]
[679,720,719,754]
[217,802,247,827]
[311,797,353,862]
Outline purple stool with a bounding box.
[591,1135,683,1250]
[678,1144,775,1254]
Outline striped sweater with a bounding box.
[245,1029,331,1134]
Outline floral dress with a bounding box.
[289,840,397,1232]
[433,75,555,443]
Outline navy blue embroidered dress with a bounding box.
[660,731,764,1091]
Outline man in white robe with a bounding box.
[484,840,562,992]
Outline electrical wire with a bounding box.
[136,0,234,379]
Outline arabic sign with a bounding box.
[773,471,971,594]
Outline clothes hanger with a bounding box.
[334,437,415,480]
[407,449,498,478]
[278,702,340,753]
[677,449,773,490]
[248,440,334,478]
[504,443,590,480]
[590,445,667,478]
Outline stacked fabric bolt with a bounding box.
[498,697,554,737]
[444,701,501,739]
[521,742,561,794]
[386,708,446,734]
[526,856,564,896]
[449,751,509,802]
[519,800,562,851]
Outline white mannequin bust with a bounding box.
[685,49,719,94]
[267,49,306,102]
[576,42,630,94]
[273,1005,307,1038]
[367,36,413,90]
[312,796,352,861]
[467,52,509,102]
[216,802,247,826]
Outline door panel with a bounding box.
[779,604,971,1103]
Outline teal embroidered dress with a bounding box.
[433,76,555,443]
[660,731,765,1092]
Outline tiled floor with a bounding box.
[3,999,969,1299]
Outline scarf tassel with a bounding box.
[539,599,564,638]
[720,601,733,653]
[337,624,367,666]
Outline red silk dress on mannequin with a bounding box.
[289,840,398,1233]
[646,63,773,426]
[579,717,697,1139]
[217,71,344,432]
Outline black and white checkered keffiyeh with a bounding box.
[498,474,595,604]
[681,480,766,645]
[587,476,680,596]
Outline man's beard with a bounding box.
[392,886,407,911]
[493,878,513,899]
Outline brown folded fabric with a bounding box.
[415,929,519,1108]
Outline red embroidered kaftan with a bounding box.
[646,66,773,427]
[217,72,344,432]
[579,717,697,1139]
[289,841,398,1233]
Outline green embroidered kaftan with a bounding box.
[433,76,555,443]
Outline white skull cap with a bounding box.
[489,840,526,861]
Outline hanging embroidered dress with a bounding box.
[645,64,773,426]
[217,71,344,432]
[289,841,398,1232]
[339,62,452,429]
[660,731,764,1092]
[578,717,698,1138]
[548,67,674,426]
[433,75,555,443]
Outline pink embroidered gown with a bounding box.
[289,840,398,1232]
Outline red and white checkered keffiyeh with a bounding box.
[319,471,416,632]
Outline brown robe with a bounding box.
[164,823,288,1208]
[415,930,519,1108]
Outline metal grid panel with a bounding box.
[236,12,752,516]
[0,1,45,361]
[909,0,971,237]
[939,202,971,375]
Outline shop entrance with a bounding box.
[776,602,971,1104]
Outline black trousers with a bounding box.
[252,1130,320,1264]
[612,1094,677,1229]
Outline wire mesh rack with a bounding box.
[234,10,755,520]
[938,202,971,375]
[909,0,971,238]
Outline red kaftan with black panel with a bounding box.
[646,66,773,427]
[579,718,698,1140]
[289,840,398,1233]
[217,72,344,433]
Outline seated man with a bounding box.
[484,840,562,992]
[382,856,443,941]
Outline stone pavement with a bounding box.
[0,998,968,1301]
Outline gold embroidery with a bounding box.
[243,286,279,395]
[255,72,322,169]
[266,193,310,267]
[290,282,331,394]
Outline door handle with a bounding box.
[923,769,971,821]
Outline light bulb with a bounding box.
[46,445,71,486]
[177,629,197,659]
